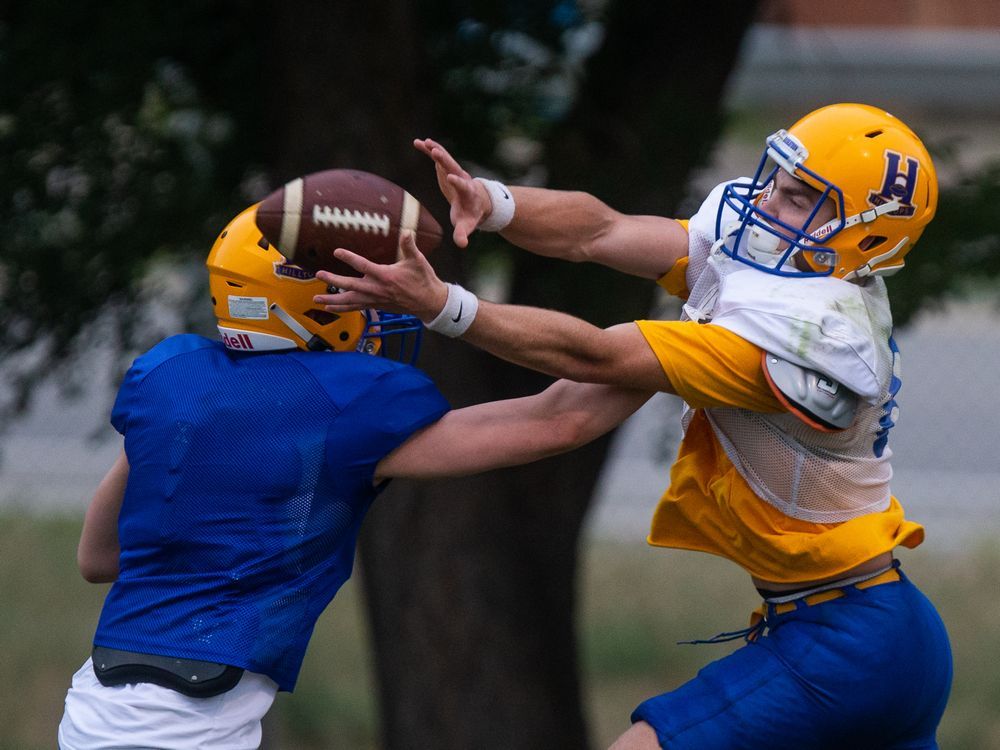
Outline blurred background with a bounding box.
[2,1,998,748]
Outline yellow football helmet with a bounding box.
[206,205,422,360]
[719,103,938,280]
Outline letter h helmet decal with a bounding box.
[869,150,919,217]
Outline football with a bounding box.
[255,169,442,276]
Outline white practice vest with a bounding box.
[679,182,899,523]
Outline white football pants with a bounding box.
[58,657,278,750]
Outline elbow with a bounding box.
[80,568,113,584]
[78,551,118,584]
[557,354,620,386]
[575,215,619,264]
[80,567,117,584]
[540,340,616,385]
[546,411,595,454]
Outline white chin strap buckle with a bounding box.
[746,222,781,261]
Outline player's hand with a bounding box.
[413,137,491,249]
[313,231,449,323]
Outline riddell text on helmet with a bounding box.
[222,332,255,350]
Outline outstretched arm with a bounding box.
[78,450,128,583]
[375,379,652,481]
[315,233,676,393]
[414,138,688,279]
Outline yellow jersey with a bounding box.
[634,262,923,584]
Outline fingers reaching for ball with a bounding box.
[414,137,492,249]
[313,232,449,322]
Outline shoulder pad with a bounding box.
[762,352,858,431]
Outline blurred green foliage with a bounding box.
[0,1,269,408]
[891,158,1000,326]
[0,0,605,412]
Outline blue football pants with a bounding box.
[632,565,952,749]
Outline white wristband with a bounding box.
[425,283,479,338]
[474,178,515,232]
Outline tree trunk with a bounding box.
[361,388,601,748]
[264,1,757,748]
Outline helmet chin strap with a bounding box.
[269,303,330,351]
[810,198,902,243]
[805,198,906,280]
[842,236,909,280]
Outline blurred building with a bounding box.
[760,0,1000,28]
[729,1,1000,120]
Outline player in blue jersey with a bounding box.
[58,205,650,750]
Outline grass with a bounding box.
[3,514,999,749]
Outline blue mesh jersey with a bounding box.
[93,334,449,691]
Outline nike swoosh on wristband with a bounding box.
[452,301,464,323]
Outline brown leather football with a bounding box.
[255,169,442,276]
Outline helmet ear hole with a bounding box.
[303,309,340,326]
[859,235,887,252]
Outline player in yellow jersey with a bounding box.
[314,104,952,749]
